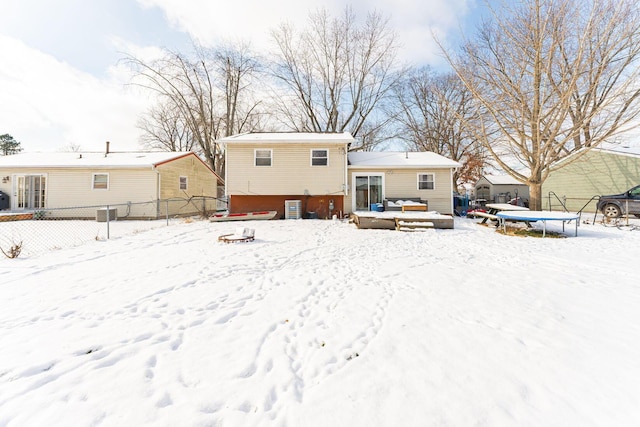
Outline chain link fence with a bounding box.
[0,196,226,258]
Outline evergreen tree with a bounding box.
[0,134,22,155]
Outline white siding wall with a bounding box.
[226,143,347,196]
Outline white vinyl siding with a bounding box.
[226,143,347,196]
[311,149,328,166]
[255,149,272,167]
[92,173,109,190]
[418,173,435,190]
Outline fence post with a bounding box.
[626,199,630,226]
[166,199,169,226]
[106,204,110,239]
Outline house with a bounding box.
[346,151,460,215]
[221,132,461,218]
[0,145,223,219]
[541,144,640,212]
[221,132,352,219]
[474,175,529,204]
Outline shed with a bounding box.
[474,175,529,205]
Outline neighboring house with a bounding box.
[474,175,530,204]
[542,144,640,212]
[346,151,460,215]
[221,132,461,218]
[0,147,223,218]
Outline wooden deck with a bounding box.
[352,212,454,230]
[0,212,34,222]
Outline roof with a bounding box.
[218,132,354,144]
[592,143,640,158]
[0,151,200,169]
[480,175,526,185]
[347,151,461,168]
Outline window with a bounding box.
[179,176,188,190]
[418,173,434,190]
[92,173,109,190]
[255,149,272,166]
[311,149,328,166]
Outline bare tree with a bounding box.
[125,41,264,175]
[394,67,488,190]
[58,142,82,152]
[138,101,195,152]
[442,0,640,209]
[270,7,404,151]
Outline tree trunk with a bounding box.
[528,182,543,211]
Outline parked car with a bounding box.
[597,184,640,218]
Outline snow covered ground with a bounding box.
[1,217,639,426]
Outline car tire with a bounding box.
[602,203,622,218]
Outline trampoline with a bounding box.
[496,210,580,237]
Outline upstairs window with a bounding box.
[255,149,272,166]
[179,176,188,190]
[418,173,435,190]
[311,149,328,166]
[92,173,109,190]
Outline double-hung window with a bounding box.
[255,149,272,166]
[92,173,109,190]
[179,176,188,190]
[418,173,435,190]
[311,149,328,166]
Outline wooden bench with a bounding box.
[384,198,428,212]
[401,204,427,212]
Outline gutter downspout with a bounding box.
[450,167,454,215]
[154,166,161,219]
[224,143,229,212]
[343,144,348,196]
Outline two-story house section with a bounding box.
[220,132,354,219]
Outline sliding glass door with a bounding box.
[354,174,384,211]
[16,175,46,210]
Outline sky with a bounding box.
[1,216,639,425]
[0,0,484,153]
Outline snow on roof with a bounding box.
[348,151,461,168]
[218,132,354,144]
[0,151,196,168]
[481,175,526,185]
[593,143,640,158]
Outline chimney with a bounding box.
[105,141,110,157]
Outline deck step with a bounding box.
[395,219,435,231]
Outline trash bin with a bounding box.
[0,191,9,210]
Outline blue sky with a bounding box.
[0,0,484,152]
